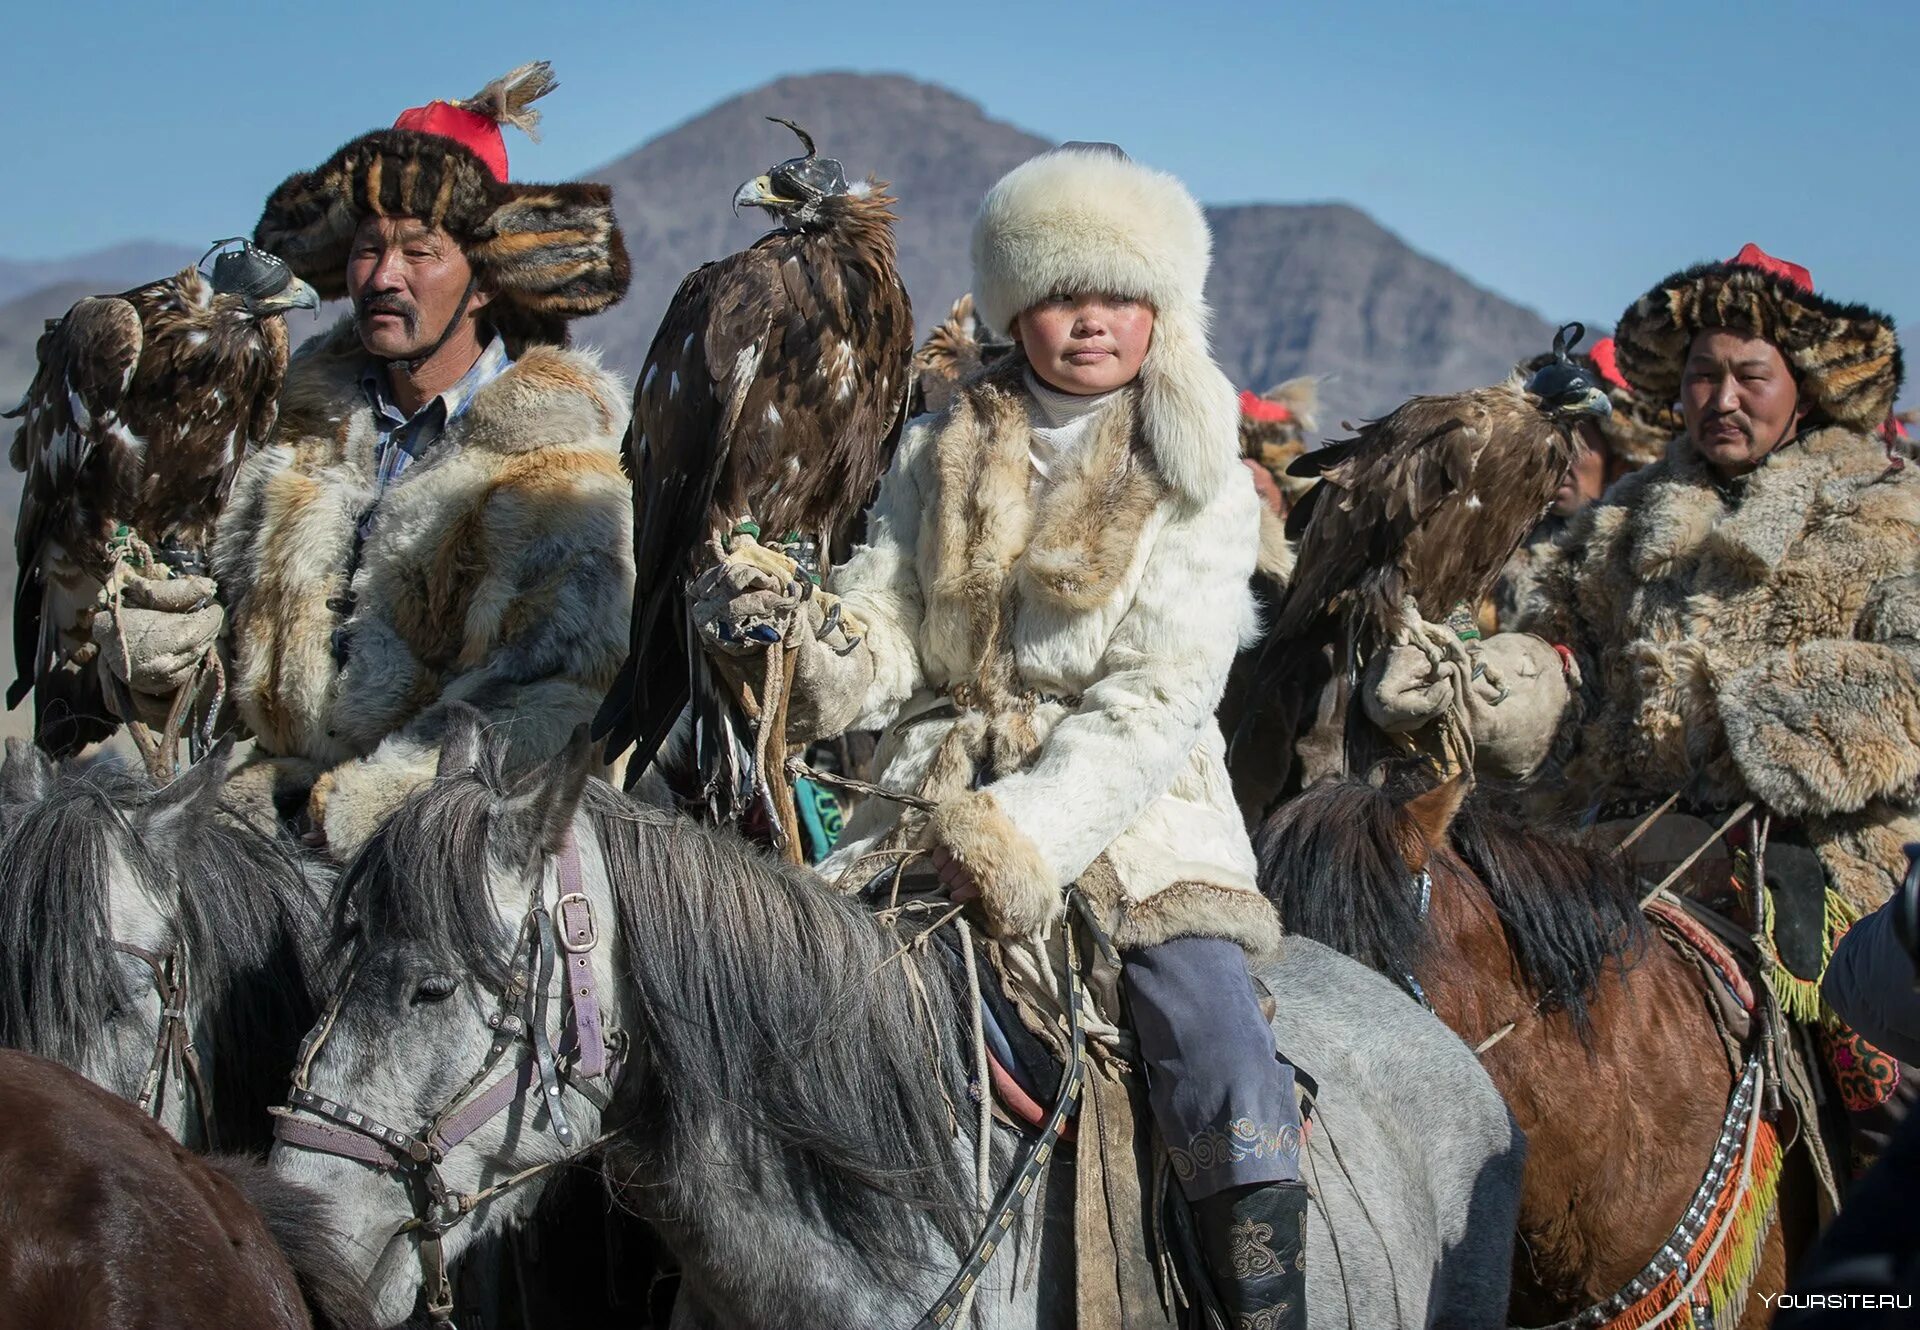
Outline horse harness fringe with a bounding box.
[112,939,212,1146]
[912,901,1089,1330]
[271,833,622,1327]
[1514,1057,1771,1330]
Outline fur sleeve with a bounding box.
[317,456,635,856]
[791,420,933,739]
[981,469,1261,887]
[1719,572,1920,818]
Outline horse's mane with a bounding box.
[0,759,322,1144]
[1446,777,1647,1034]
[180,805,326,1147]
[1256,767,1645,1035]
[0,761,148,1065]
[338,748,970,1269]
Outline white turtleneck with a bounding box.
[1024,369,1122,484]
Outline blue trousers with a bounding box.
[1124,935,1304,1201]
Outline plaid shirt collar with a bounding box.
[361,336,512,490]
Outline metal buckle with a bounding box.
[556,893,597,954]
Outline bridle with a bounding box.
[271,832,623,1327]
[113,939,213,1145]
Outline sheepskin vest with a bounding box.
[1516,425,1920,912]
[816,358,1280,957]
[212,321,633,853]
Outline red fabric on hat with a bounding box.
[1726,242,1813,294]
[393,101,509,182]
[1587,337,1630,392]
[1239,389,1293,423]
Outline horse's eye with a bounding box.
[412,974,459,1004]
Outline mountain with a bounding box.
[0,74,1566,431]
[0,242,199,307]
[572,72,1557,431]
[1204,203,1562,428]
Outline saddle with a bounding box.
[908,882,1314,1330]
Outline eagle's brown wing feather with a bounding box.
[7,295,144,744]
[594,253,778,759]
[1273,391,1498,644]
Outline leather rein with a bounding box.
[113,940,212,1145]
[270,833,623,1327]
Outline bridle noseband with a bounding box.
[271,833,623,1327]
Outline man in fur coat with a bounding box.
[1371,244,1914,1119]
[701,145,1306,1324]
[99,66,634,855]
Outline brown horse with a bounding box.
[1256,769,1813,1329]
[0,1048,374,1330]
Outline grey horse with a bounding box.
[0,739,326,1151]
[272,709,1524,1328]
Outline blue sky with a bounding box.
[8,0,1915,355]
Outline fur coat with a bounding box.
[803,359,1281,958]
[1514,425,1920,911]
[212,321,633,854]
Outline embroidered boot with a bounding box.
[1194,1180,1308,1329]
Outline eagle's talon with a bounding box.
[817,601,842,639]
[830,633,863,658]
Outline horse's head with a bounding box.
[1254,765,1468,983]
[271,706,619,1326]
[1257,763,1644,1040]
[0,740,235,1142]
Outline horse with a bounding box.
[270,706,1526,1329]
[0,738,327,1151]
[0,1046,375,1330]
[1256,768,1813,1329]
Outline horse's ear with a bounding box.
[437,703,488,778]
[500,725,594,858]
[134,737,235,851]
[1403,773,1470,862]
[0,738,56,805]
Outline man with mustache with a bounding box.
[97,64,634,854]
[1371,243,1916,1171]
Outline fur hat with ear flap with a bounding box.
[254,61,630,351]
[970,144,1238,507]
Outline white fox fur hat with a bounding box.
[970,144,1238,506]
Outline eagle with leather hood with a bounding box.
[102,62,634,856]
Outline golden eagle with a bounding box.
[909,293,1014,418]
[594,120,912,843]
[1226,323,1610,808]
[5,242,318,756]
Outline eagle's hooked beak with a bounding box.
[1565,385,1613,419]
[733,175,796,215]
[252,275,322,316]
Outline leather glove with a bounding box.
[690,543,802,658]
[1363,642,1462,733]
[1462,633,1574,778]
[90,574,223,722]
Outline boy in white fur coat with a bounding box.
[701,144,1307,1325]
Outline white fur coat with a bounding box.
[805,359,1280,956]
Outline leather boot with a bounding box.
[1194,1180,1308,1328]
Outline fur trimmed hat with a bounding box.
[253,62,630,348]
[1613,242,1902,433]
[970,144,1237,505]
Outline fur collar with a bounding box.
[273,318,626,464]
[1622,425,1896,582]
